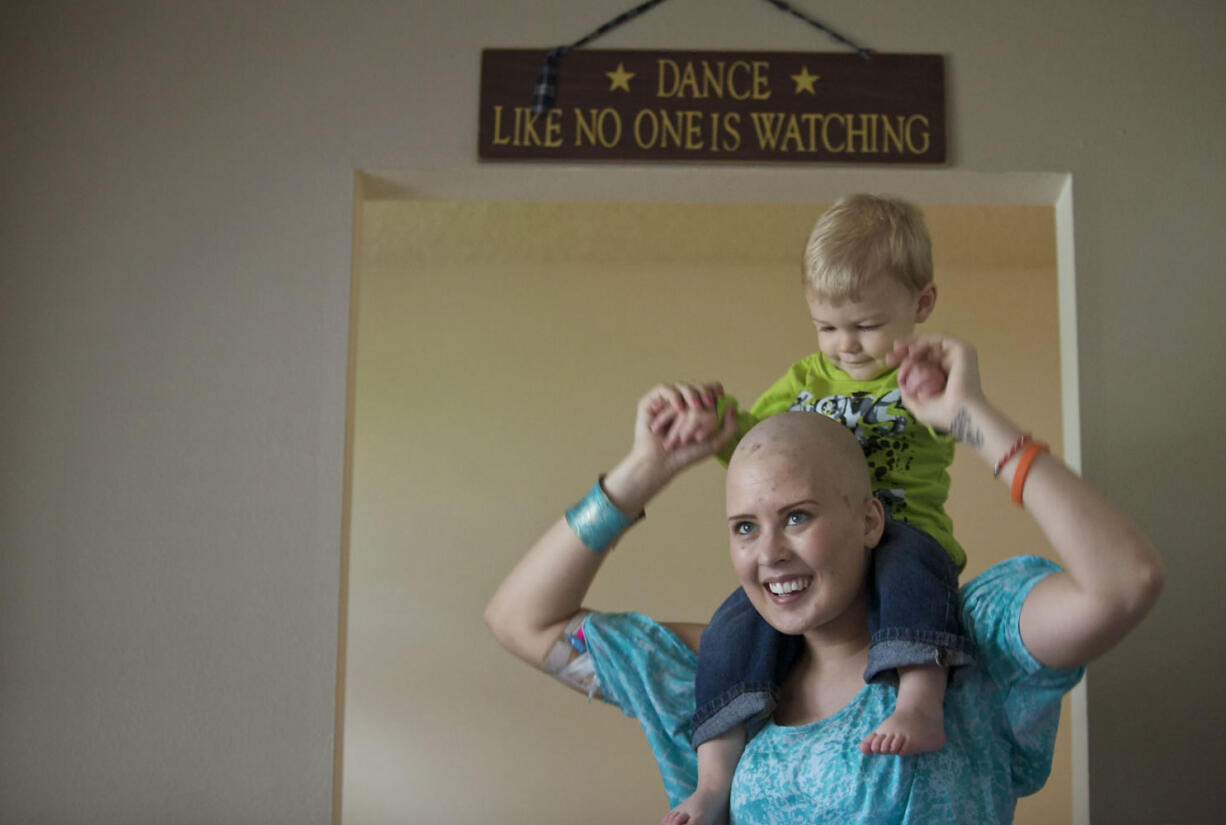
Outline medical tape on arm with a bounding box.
[542,612,599,699]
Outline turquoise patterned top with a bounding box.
[583,556,1083,824]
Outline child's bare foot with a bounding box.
[859,705,946,756]
[668,728,741,825]
[662,785,729,825]
[860,664,948,756]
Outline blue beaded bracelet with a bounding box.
[565,477,642,554]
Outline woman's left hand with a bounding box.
[887,335,985,434]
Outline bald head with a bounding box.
[729,412,872,502]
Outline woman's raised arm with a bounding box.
[891,335,1164,670]
[484,384,736,672]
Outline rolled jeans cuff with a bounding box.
[690,686,774,749]
[864,631,975,684]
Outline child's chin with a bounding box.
[843,363,884,380]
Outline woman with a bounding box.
[484,336,1162,824]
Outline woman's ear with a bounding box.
[863,496,886,549]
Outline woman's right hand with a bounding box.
[636,383,738,472]
[607,384,738,515]
[642,382,736,459]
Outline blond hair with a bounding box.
[802,194,933,299]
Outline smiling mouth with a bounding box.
[765,577,812,596]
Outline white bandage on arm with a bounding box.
[542,612,600,700]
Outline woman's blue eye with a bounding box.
[786,511,810,526]
[733,521,755,536]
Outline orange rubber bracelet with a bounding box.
[1010,441,1050,506]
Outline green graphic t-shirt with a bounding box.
[718,352,963,568]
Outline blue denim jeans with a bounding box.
[690,518,974,748]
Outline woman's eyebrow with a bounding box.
[776,499,819,514]
[728,499,820,521]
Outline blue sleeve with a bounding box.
[583,612,699,807]
[960,556,1086,796]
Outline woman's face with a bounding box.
[726,449,881,638]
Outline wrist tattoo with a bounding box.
[951,408,983,447]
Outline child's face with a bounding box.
[805,278,936,381]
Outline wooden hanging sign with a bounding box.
[479,49,945,164]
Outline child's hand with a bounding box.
[887,335,984,432]
[898,353,946,399]
[647,382,725,451]
[631,385,737,485]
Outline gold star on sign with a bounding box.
[606,62,635,92]
[791,66,820,95]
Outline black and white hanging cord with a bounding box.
[759,0,871,58]
[531,0,873,114]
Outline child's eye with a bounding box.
[732,521,756,536]
[785,510,810,526]
[857,324,881,331]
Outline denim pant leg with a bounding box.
[864,518,975,683]
[691,587,803,748]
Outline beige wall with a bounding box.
[342,200,1062,822]
[3,2,1223,824]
